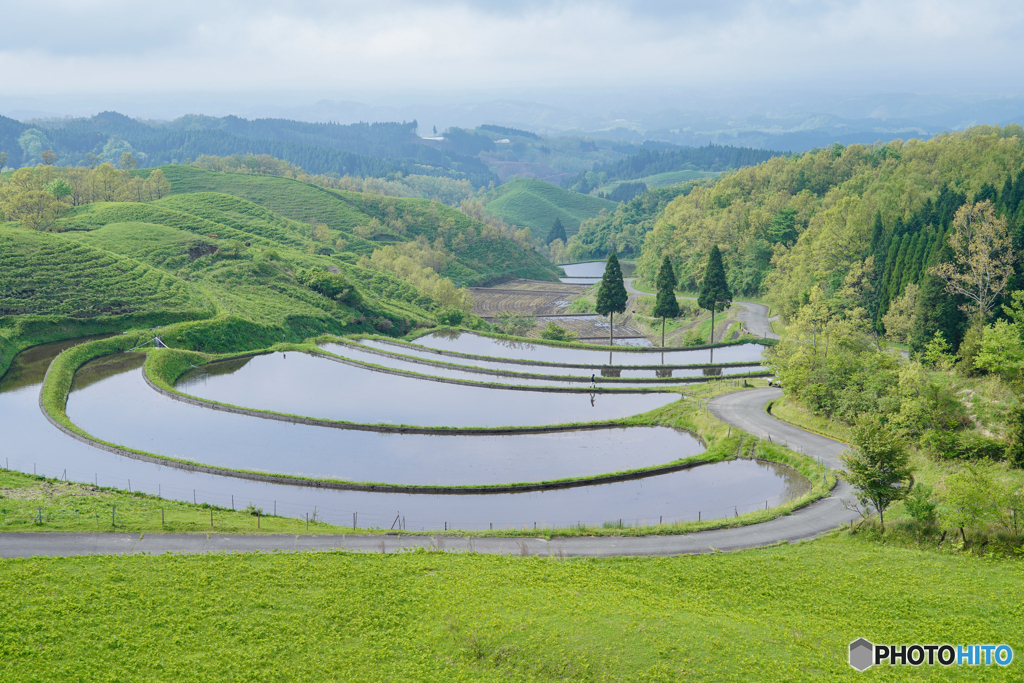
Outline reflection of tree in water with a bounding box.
[1,335,115,393]
[497,340,537,351]
[656,368,673,378]
[757,461,811,500]
[432,329,463,341]
[175,356,253,390]
[702,366,722,376]
[71,352,149,392]
[601,368,621,378]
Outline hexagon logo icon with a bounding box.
[849,638,874,671]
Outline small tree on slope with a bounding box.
[652,255,680,348]
[840,417,914,533]
[697,245,732,345]
[596,253,628,346]
[546,217,567,245]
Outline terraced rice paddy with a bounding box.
[4,331,799,530]
[410,331,766,365]
[334,340,762,381]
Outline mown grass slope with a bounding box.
[0,535,1018,681]
[156,166,560,284]
[482,177,617,238]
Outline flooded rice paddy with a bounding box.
[409,331,767,365]
[340,341,762,380]
[1,337,808,530]
[175,352,677,426]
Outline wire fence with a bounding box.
[2,456,806,533]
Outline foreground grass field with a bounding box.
[1,534,1019,682]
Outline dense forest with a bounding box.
[638,127,1024,338]
[562,143,782,195]
[0,113,498,188]
[567,183,705,260]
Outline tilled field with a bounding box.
[470,280,589,318]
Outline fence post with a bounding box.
[306,513,309,531]
[211,509,213,528]
[112,505,116,526]
[161,509,164,526]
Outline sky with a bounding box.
[3,1,1024,119]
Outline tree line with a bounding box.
[0,158,169,230]
[0,112,499,188]
[562,143,782,195]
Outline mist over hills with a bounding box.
[7,90,1024,155]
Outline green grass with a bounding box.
[0,534,1019,681]
[158,166,560,284]
[482,177,616,238]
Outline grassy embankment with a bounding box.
[1,534,1020,681]
[481,177,616,239]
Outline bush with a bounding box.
[540,322,577,342]
[493,310,536,337]
[903,483,937,528]
[922,429,1005,461]
[296,268,362,308]
[435,307,465,327]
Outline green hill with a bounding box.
[155,166,559,284]
[481,178,616,239]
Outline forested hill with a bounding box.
[562,143,782,195]
[638,125,1024,351]
[0,112,498,188]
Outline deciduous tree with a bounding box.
[931,201,1016,327]
[841,417,914,532]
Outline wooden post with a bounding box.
[211,509,214,528]
[257,512,261,529]
[306,513,309,531]
[161,509,164,526]
[112,505,116,526]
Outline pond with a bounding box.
[175,352,678,427]
[409,331,767,366]
[0,340,809,530]
[558,260,635,284]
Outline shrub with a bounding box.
[540,322,577,342]
[921,429,1005,461]
[296,268,362,308]
[435,307,465,327]
[903,483,937,528]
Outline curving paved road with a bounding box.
[0,389,860,559]
[623,279,778,341]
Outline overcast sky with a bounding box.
[3,1,1024,111]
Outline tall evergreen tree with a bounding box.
[697,245,732,344]
[596,253,628,346]
[546,217,567,245]
[652,255,680,348]
[910,241,969,353]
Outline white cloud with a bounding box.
[2,0,1023,95]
